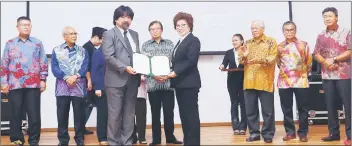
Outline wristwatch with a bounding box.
[333,57,337,62]
[40,79,46,82]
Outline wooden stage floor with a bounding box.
[1,124,348,145]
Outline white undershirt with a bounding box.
[173,32,191,57]
[233,49,239,67]
[117,26,136,52]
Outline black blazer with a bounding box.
[170,33,201,89]
[221,48,244,87]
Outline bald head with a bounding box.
[251,20,265,38]
[62,26,78,45]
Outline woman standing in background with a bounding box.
[219,34,247,135]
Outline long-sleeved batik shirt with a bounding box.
[51,43,89,97]
[239,35,278,93]
[0,37,48,90]
[277,38,312,89]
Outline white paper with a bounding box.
[151,56,170,76]
[133,53,150,75]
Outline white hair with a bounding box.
[251,20,265,29]
[62,26,75,36]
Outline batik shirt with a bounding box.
[239,35,278,93]
[313,25,351,80]
[51,43,89,97]
[277,38,312,88]
[0,37,48,90]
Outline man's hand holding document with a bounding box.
[132,53,171,76]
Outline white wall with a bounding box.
[292,2,351,52]
[1,2,27,55]
[29,2,289,54]
[1,2,351,128]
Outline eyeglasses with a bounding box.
[176,24,187,28]
[284,29,296,33]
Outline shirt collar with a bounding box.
[250,35,267,43]
[116,26,129,35]
[326,24,339,32]
[284,37,298,45]
[180,32,191,41]
[150,38,165,44]
[233,48,239,52]
[15,36,32,42]
[63,42,76,49]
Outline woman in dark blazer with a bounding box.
[219,34,247,135]
[163,12,201,145]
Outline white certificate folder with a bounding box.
[132,53,170,76]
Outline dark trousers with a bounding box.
[175,88,200,145]
[9,88,41,144]
[244,89,275,139]
[133,98,147,141]
[95,91,108,142]
[83,90,108,142]
[56,96,85,144]
[322,79,351,139]
[279,88,309,137]
[148,91,176,143]
[227,83,247,131]
[84,90,95,125]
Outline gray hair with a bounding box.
[62,26,75,36]
[282,21,297,30]
[251,20,265,29]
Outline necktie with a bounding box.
[123,30,133,67]
[123,30,133,52]
[173,40,181,57]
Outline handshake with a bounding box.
[152,72,177,83]
[153,75,170,83]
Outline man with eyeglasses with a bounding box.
[1,16,48,146]
[140,20,182,146]
[51,26,89,146]
[277,21,312,142]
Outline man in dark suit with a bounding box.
[101,5,140,145]
[164,12,201,145]
[82,27,107,135]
